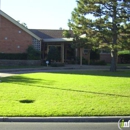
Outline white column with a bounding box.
[47,45,49,54]
[80,48,83,66]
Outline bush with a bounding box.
[51,62,65,67]
[0,53,27,60]
[118,54,130,64]
[76,57,88,65]
[90,50,100,61]
[0,45,41,60]
[47,46,61,62]
[90,60,107,65]
[118,50,130,55]
[26,45,41,60]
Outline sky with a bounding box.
[1,0,77,29]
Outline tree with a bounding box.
[63,30,92,65]
[68,0,130,72]
[62,30,72,38]
[17,20,28,28]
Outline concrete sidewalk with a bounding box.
[0,64,129,77]
[0,65,110,77]
[0,65,110,72]
[0,116,130,122]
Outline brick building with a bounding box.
[0,10,41,54]
[0,10,111,64]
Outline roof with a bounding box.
[30,29,73,42]
[0,10,41,41]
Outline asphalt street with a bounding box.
[0,123,119,130]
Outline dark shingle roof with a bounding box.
[29,29,73,39]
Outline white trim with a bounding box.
[44,38,73,42]
[0,10,41,41]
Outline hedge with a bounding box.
[118,54,130,64]
[0,53,27,60]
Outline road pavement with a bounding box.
[0,123,119,130]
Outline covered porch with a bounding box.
[30,29,77,64]
[41,38,75,64]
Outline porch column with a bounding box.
[47,45,49,53]
[61,43,64,63]
[75,48,78,64]
[80,48,83,66]
[65,44,67,62]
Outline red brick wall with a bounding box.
[100,53,111,63]
[0,15,32,53]
[82,50,111,63]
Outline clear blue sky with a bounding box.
[1,0,77,29]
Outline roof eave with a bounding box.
[43,38,73,42]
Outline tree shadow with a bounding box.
[1,69,130,99]
[1,75,55,86]
[34,85,130,98]
[0,68,130,78]
[48,70,130,78]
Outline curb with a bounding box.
[0,117,130,122]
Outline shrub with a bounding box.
[26,45,41,60]
[118,50,130,55]
[47,46,61,62]
[76,57,88,65]
[90,50,100,61]
[0,53,27,60]
[90,60,107,65]
[118,54,130,64]
[51,62,65,67]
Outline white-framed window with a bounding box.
[32,38,41,51]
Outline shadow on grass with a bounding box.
[48,70,130,78]
[19,99,35,104]
[35,85,130,98]
[1,75,55,86]
[1,72,130,98]
[3,69,130,78]
[0,69,130,78]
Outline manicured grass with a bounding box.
[0,70,130,117]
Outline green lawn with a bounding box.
[0,70,130,117]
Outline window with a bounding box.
[32,38,41,51]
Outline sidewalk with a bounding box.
[0,64,129,72]
[0,65,110,72]
[0,64,129,77]
[0,65,109,77]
